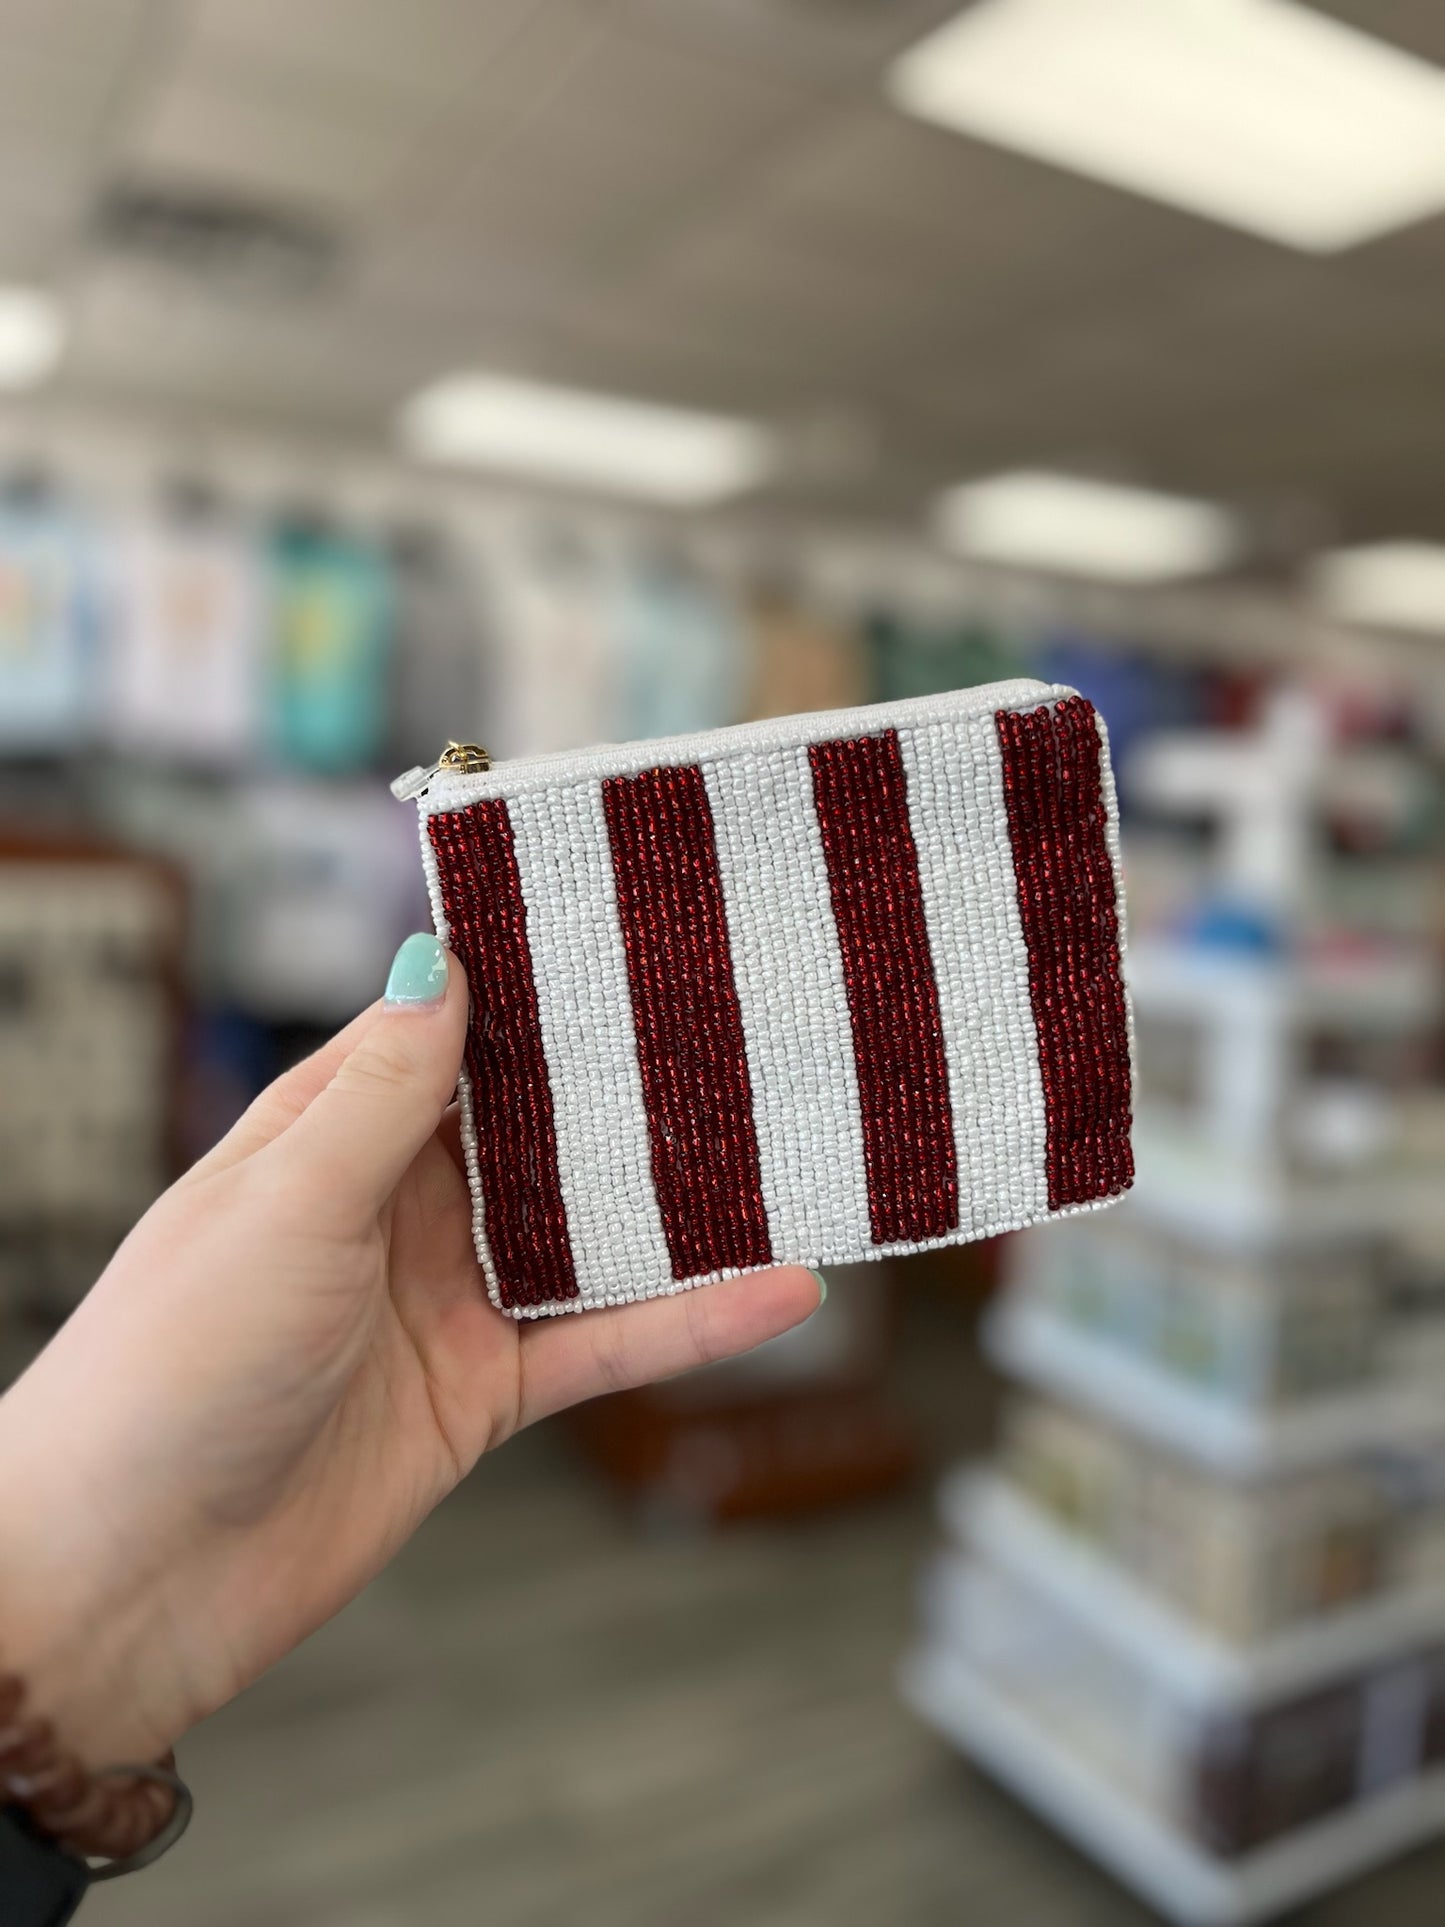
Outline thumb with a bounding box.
[276,934,469,1220]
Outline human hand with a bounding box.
[0,935,823,1769]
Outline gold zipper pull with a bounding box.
[391,741,494,800]
[438,740,492,774]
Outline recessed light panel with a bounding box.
[0,288,65,390]
[1309,541,1445,634]
[935,470,1240,582]
[399,374,775,506]
[889,0,1445,252]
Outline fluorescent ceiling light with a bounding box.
[399,373,774,506]
[888,0,1445,252]
[1309,541,1445,635]
[935,470,1240,582]
[0,287,65,389]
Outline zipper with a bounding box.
[390,740,492,800]
[390,679,1063,804]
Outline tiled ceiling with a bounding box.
[1,0,1443,540]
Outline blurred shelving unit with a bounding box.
[902,1642,1445,1927]
[905,692,1445,1924]
[935,1472,1445,1708]
[985,1299,1445,1477]
[0,832,186,1339]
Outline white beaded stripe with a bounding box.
[417,803,450,943]
[454,1067,505,1308]
[703,744,873,1269]
[901,714,1050,1238]
[507,783,673,1306]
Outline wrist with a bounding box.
[0,1378,202,1768]
[2,1564,190,1770]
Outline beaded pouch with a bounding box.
[393,680,1133,1318]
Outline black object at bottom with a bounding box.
[0,1805,88,1925]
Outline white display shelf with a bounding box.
[901,1644,1445,1927]
[939,1470,1445,1708]
[986,1302,1445,1476]
[1129,735,1433,827]
[1126,939,1439,1032]
[1127,1118,1439,1251]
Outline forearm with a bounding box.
[0,1361,195,1909]
[0,1350,201,1771]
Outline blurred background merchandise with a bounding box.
[0,1,1443,1922]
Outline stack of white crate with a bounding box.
[905,693,1445,1925]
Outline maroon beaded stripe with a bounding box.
[603,763,773,1280]
[427,801,578,1307]
[809,728,959,1245]
[995,696,1133,1211]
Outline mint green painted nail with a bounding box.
[809,1269,828,1305]
[385,933,449,1006]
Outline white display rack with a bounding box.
[1126,939,1439,1033]
[939,1470,1445,1708]
[1128,1117,1439,1251]
[985,1301,1445,1478]
[908,705,1445,1920]
[902,1645,1445,1927]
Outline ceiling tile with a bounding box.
[0,0,153,62]
[621,0,957,84]
[185,0,537,102]
[352,230,582,332]
[0,40,119,139]
[414,117,739,270]
[64,258,439,427]
[612,214,955,395]
[0,127,100,248]
[1314,0,1445,67]
[370,1,610,223]
[528,287,825,411]
[123,49,431,217]
[539,23,822,159]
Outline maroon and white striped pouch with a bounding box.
[393,680,1133,1317]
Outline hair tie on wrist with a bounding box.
[84,1762,193,1879]
[0,1669,192,1878]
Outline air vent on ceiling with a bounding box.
[92,181,342,299]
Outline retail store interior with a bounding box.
[4,1,1445,1922]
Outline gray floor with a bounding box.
[86,1298,1445,1927]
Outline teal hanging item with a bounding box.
[265,525,393,773]
[615,552,744,741]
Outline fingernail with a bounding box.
[809,1269,828,1306]
[385,933,449,1007]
